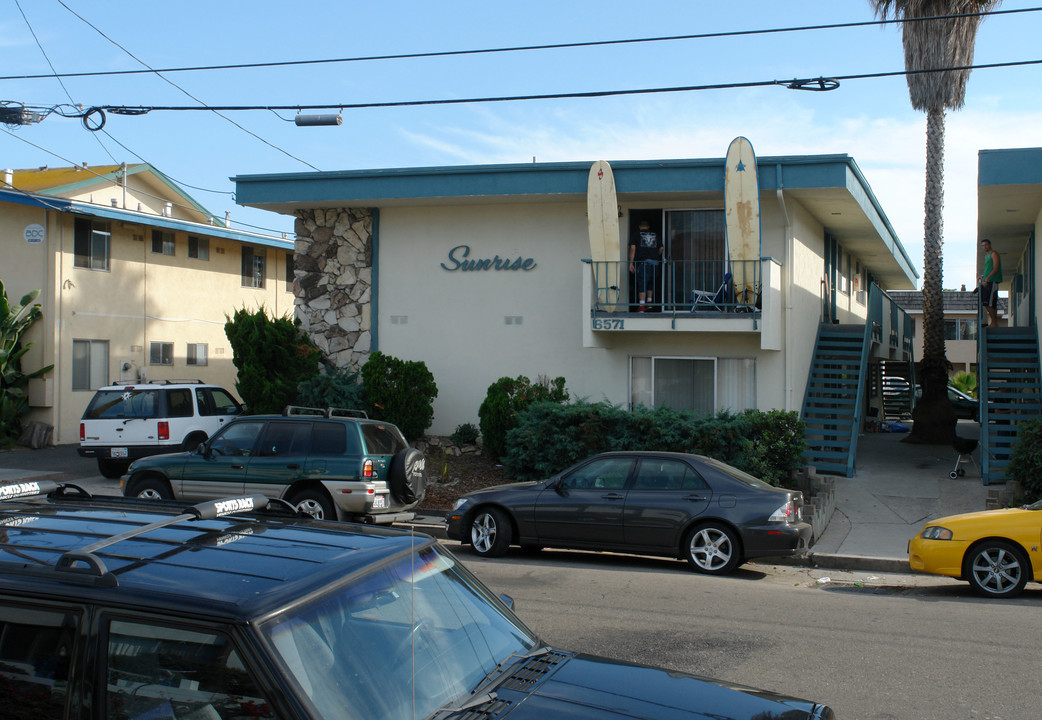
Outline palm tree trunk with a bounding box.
[908,109,957,444]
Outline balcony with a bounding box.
[582,258,782,350]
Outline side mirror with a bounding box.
[196,442,207,456]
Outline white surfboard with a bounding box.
[587,161,621,311]
[724,137,760,306]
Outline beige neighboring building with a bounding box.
[886,289,1007,377]
[2,163,294,444]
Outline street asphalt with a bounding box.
[0,422,992,574]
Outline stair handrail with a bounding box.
[978,284,992,484]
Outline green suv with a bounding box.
[122,406,427,523]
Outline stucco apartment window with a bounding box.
[150,342,174,366]
[72,339,109,391]
[186,343,208,366]
[188,236,209,260]
[152,230,175,256]
[630,356,755,415]
[944,319,978,341]
[838,250,850,295]
[285,253,294,292]
[73,218,111,271]
[242,247,265,288]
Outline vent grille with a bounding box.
[498,651,567,692]
[456,698,513,719]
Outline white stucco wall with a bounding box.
[376,199,817,435]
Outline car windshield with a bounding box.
[699,455,775,489]
[1026,499,1042,511]
[261,544,537,720]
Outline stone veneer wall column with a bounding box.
[293,208,373,370]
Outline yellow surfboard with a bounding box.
[724,137,760,306]
[587,160,621,311]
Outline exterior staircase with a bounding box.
[801,324,871,477]
[880,359,916,420]
[980,325,1042,485]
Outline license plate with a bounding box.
[372,495,387,509]
[110,447,128,458]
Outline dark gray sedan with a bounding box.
[446,451,812,574]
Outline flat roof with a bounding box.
[234,154,918,288]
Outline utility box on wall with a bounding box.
[28,377,53,407]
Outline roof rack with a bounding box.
[105,379,206,386]
[282,405,368,419]
[0,485,296,588]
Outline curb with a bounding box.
[398,515,912,574]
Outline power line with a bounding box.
[65,57,1042,117]
[1,6,1037,82]
[52,0,322,172]
[0,127,290,236]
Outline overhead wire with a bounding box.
[69,57,1042,116]
[52,0,322,172]
[1,127,291,237]
[0,6,1037,81]
[13,0,120,166]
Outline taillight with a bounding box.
[158,421,169,441]
[80,423,85,441]
[363,459,375,478]
[768,500,797,523]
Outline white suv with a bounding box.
[78,380,244,478]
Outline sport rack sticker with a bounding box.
[0,482,43,500]
[213,497,256,516]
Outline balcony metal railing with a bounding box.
[867,283,914,356]
[589,259,761,314]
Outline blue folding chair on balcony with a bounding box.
[691,272,732,312]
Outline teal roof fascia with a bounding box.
[979,147,1042,187]
[844,158,919,282]
[235,154,894,205]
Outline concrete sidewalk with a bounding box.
[805,422,989,572]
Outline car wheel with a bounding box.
[131,476,172,501]
[684,523,741,575]
[469,508,512,558]
[97,458,129,479]
[290,489,336,521]
[389,448,427,505]
[965,540,1029,599]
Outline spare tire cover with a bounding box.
[389,448,427,505]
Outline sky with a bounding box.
[2,0,1040,290]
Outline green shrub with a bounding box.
[950,371,978,399]
[296,366,365,411]
[225,307,321,415]
[451,423,480,446]
[0,280,53,448]
[739,409,807,485]
[360,351,438,441]
[478,375,568,460]
[501,400,805,486]
[1005,418,1042,502]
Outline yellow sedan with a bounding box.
[908,501,1042,598]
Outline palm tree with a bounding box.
[870,0,998,443]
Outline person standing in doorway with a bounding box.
[629,220,662,312]
[978,238,1002,327]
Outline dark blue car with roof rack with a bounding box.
[0,480,834,719]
